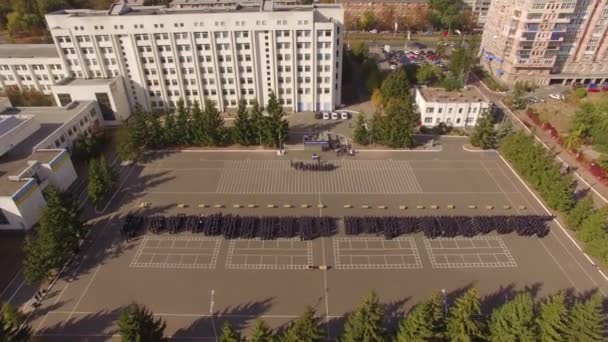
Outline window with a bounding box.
[57,93,73,106]
[426,107,434,113]
[424,117,432,123]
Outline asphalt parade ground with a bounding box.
[8,138,608,341]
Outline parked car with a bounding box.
[331,112,339,120]
[587,83,600,93]
[549,93,565,100]
[322,112,330,120]
[340,112,350,120]
[390,64,397,70]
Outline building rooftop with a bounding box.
[0,44,59,59]
[417,86,489,103]
[0,101,94,196]
[55,77,117,87]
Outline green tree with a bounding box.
[148,112,165,148]
[341,291,385,342]
[1,303,24,330]
[441,73,464,91]
[71,131,105,161]
[488,293,536,342]
[496,119,513,142]
[380,68,410,106]
[350,42,369,64]
[447,45,474,82]
[362,59,382,92]
[87,158,105,207]
[565,294,604,342]
[536,293,568,342]
[353,113,370,145]
[23,186,82,284]
[385,99,416,148]
[174,98,191,145]
[117,303,166,342]
[219,321,242,342]
[416,63,442,85]
[251,319,274,342]
[189,101,206,145]
[360,10,376,31]
[370,112,387,145]
[281,306,323,342]
[249,100,264,146]
[233,100,253,146]
[446,288,484,342]
[98,156,117,193]
[396,292,445,342]
[203,100,226,146]
[116,124,140,161]
[0,312,30,342]
[428,0,466,30]
[262,92,288,148]
[567,196,595,231]
[470,110,496,149]
[163,110,177,146]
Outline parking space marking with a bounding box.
[423,236,517,268]
[130,236,221,269]
[333,237,422,269]
[226,238,313,270]
[215,160,422,194]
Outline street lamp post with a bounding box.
[441,288,448,317]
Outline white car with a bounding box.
[549,93,565,100]
[340,112,350,120]
[331,112,339,120]
[390,64,397,70]
[322,112,330,120]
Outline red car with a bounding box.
[587,83,600,93]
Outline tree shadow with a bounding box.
[479,282,543,315]
[35,307,121,341]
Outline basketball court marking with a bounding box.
[423,236,517,268]
[333,237,422,269]
[225,238,313,270]
[130,236,222,269]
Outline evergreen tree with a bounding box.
[249,100,264,146]
[1,303,23,330]
[174,98,191,145]
[565,294,604,342]
[23,186,82,284]
[117,303,166,342]
[536,293,568,342]
[263,92,288,148]
[470,110,496,149]
[251,319,274,342]
[87,158,105,207]
[341,291,385,342]
[0,312,30,342]
[98,156,117,193]
[148,112,165,148]
[189,101,206,145]
[281,306,323,342]
[488,293,536,342]
[116,124,140,161]
[163,110,177,146]
[353,113,370,145]
[369,112,387,145]
[446,288,484,342]
[385,98,416,148]
[379,68,410,107]
[219,321,242,342]
[566,196,595,231]
[496,119,513,142]
[132,106,150,149]
[203,100,226,146]
[233,100,252,146]
[396,292,445,342]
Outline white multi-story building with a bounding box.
[40,0,343,113]
[0,45,69,95]
[415,86,491,128]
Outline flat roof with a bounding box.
[0,101,94,196]
[417,86,489,103]
[55,77,117,87]
[0,116,26,137]
[0,44,59,59]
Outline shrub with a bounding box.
[574,88,587,99]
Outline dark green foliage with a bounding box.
[281,306,323,342]
[0,310,30,342]
[441,73,464,91]
[379,68,410,107]
[116,124,140,161]
[251,319,275,342]
[249,100,264,146]
[87,156,116,208]
[350,42,369,64]
[174,98,191,145]
[71,130,105,161]
[341,291,385,342]
[566,196,595,231]
[219,321,243,342]
[189,100,206,145]
[117,303,166,342]
[353,113,370,145]
[448,45,474,81]
[536,294,568,342]
[233,100,253,146]
[396,292,444,341]
[23,186,82,284]
[163,110,177,146]
[565,294,604,342]
[446,288,485,341]
[470,110,496,149]
[369,112,387,145]
[416,63,442,85]
[261,92,288,148]
[362,59,382,92]
[499,132,575,212]
[203,100,227,146]
[428,0,466,30]
[496,119,514,142]
[385,99,416,148]
[488,293,536,342]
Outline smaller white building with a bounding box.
[415,86,491,128]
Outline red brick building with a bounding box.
[342,0,429,32]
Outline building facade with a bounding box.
[463,0,492,26]
[342,0,429,31]
[481,0,608,86]
[415,86,491,128]
[41,1,343,113]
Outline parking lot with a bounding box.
[21,138,608,341]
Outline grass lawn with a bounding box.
[530,92,608,134]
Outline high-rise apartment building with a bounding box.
[463,0,492,26]
[0,0,343,113]
[481,0,608,86]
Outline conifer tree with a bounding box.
[470,110,496,149]
[396,292,445,342]
[98,156,116,192]
[163,110,177,146]
[87,158,105,207]
[233,100,252,146]
[341,291,385,342]
[148,112,165,148]
[353,113,370,145]
[117,303,166,342]
[385,98,415,148]
[0,312,30,342]
[189,101,206,145]
[565,294,604,342]
[281,306,323,342]
[369,112,387,145]
[203,100,226,146]
[117,124,140,161]
[488,293,536,342]
[566,196,595,231]
[132,106,150,149]
[446,288,484,341]
[536,293,568,342]
[174,98,191,145]
[251,319,274,342]
[263,92,288,148]
[219,321,242,342]
[249,100,264,146]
